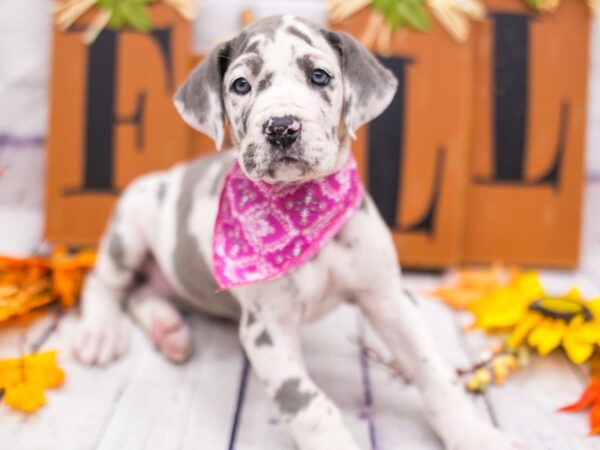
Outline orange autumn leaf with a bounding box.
[51,247,96,307]
[558,378,600,435]
[0,350,65,413]
[0,262,55,324]
[0,248,96,323]
[0,255,49,271]
[430,264,514,309]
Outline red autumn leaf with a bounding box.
[590,402,600,436]
[558,380,600,412]
[559,379,600,436]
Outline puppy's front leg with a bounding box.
[358,279,527,450]
[239,302,361,450]
[74,181,154,366]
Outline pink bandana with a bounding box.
[212,156,363,289]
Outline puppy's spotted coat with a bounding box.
[74,15,527,450]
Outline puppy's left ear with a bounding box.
[174,41,231,150]
[323,31,398,139]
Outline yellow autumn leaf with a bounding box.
[0,350,65,413]
[3,381,47,413]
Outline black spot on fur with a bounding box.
[319,89,331,105]
[296,55,314,81]
[244,40,260,54]
[287,26,313,46]
[246,55,264,77]
[321,30,397,122]
[342,94,352,119]
[274,378,317,416]
[404,288,418,305]
[156,182,167,203]
[333,231,353,249]
[210,159,234,196]
[256,71,274,94]
[255,329,273,347]
[108,232,128,270]
[359,196,368,211]
[243,143,258,173]
[245,16,281,42]
[172,155,240,319]
[246,311,257,328]
[240,106,252,138]
[175,46,226,127]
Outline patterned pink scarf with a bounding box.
[212,155,363,289]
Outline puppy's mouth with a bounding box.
[278,155,301,165]
[265,152,313,180]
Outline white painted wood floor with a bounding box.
[0,181,599,450]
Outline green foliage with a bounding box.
[522,0,542,8]
[372,0,431,32]
[98,0,155,32]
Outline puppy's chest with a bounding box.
[287,233,367,320]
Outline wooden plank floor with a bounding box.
[0,270,599,450]
[0,180,599,449]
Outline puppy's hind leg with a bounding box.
[128,284,192,364]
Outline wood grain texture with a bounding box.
[0,186,598,449]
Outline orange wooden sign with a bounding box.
[45,5,191,245]
[331,12,472,267]
[463,0,590,267]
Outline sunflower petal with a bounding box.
[507,313,542,348]
[565,286,583,301]
[529,320,565,355]
[563,338,595,365]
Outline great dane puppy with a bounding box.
[73,15,526,450]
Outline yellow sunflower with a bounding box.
[467,272,544,331]
[468,274,600,365]
[508,290,600,364]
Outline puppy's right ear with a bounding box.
[174,41,231,150]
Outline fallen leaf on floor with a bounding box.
[0,350,65,413]
[559,379,600,435]
[0,248,95,324]
[429,264,516,309]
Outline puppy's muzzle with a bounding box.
[263,115,302,149]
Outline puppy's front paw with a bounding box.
[73,317,129,367]
[447,426,528,450]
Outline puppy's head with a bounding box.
[175,16,397,182]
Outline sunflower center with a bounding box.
[529,297,593,322]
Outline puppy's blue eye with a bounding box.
[232,77,251,95]
[311,68,330,86]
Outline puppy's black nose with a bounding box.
[263,116,302,149]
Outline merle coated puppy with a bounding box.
[73,15,527,450]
